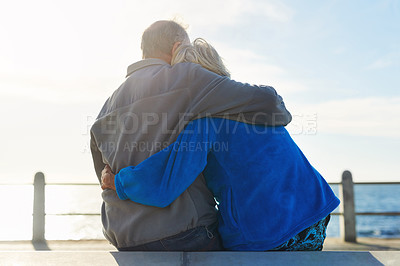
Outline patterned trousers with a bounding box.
[269,215,331,251]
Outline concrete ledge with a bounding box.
[0,251,399,266]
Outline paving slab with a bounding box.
[0,240,116,251]
[324,238,400,251]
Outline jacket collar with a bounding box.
[126,58,169,78]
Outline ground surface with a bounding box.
[1,238,400,251]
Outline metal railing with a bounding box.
[328,171,400,242]
[27,171,400,243]
[31,172,100,242]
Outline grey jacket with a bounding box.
[90,58,291,248]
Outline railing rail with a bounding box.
[4,171,398,243]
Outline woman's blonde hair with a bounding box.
[171,38,230,77]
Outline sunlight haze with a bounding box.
[1,0,399,183]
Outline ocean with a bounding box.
[0,184,399,240]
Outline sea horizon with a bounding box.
[0,183,399,241]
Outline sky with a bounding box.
[0,0,399,183]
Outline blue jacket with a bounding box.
[114,118,340,250]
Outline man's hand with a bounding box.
[101,165,116,191]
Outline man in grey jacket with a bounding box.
[90,20,292,251]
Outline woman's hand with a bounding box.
[101,165,116,191]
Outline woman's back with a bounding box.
[193,118,339,250]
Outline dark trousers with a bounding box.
[118,222,223,251]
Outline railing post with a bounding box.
[340,170,356,242]
[33,172,45,242]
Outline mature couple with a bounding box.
[90,20,339,251]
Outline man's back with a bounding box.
[91,59,218,248]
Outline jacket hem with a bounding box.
[224,197,340,251]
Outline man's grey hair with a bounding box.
[141,20,189,59]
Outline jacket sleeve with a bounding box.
[90,132,106,184]
[187,65,292,125]
[114,119,213,207]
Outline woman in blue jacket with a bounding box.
[100,39,340,251]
